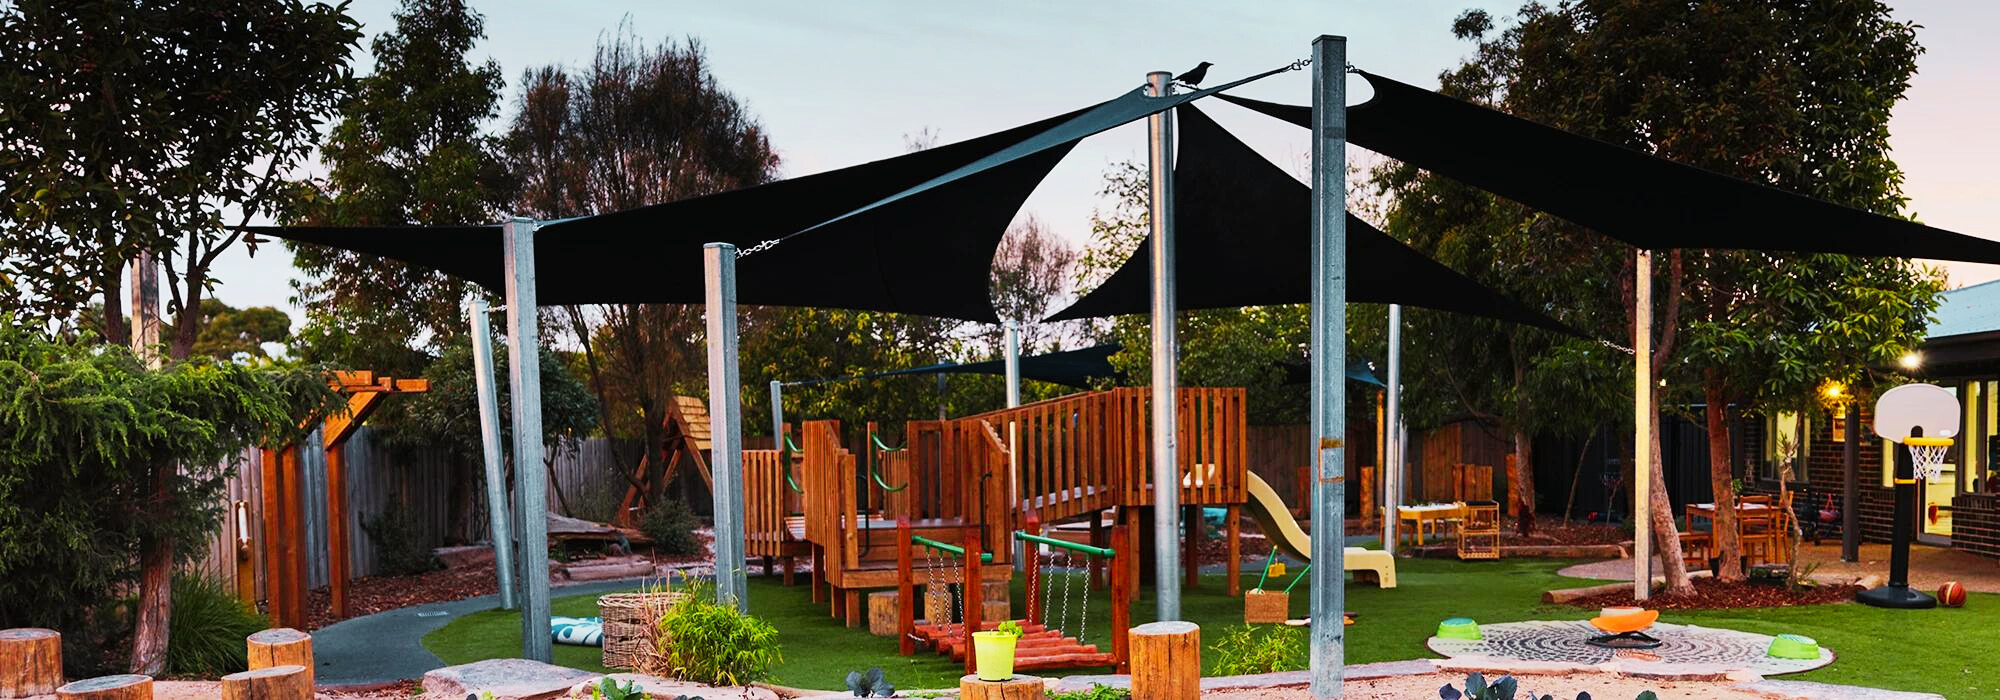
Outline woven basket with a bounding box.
[598,591,683,669]
[1243,589,1289,624]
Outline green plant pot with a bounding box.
[1436,617,1481,640]
[1767,633,1820,660]
[972,631,1017,681]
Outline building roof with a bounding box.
[1927,279,2000,340]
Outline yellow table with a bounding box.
[1397,502,1466,548]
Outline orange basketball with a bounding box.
[1938,581,1967,608]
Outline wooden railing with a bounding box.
[742,449,790,558]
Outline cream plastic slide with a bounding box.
[1243,471,1396,588]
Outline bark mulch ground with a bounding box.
[1567,576,1862,610]
[1496,518,1627,547]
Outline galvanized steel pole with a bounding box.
[1145,69,1182,621]
[468,297,517,611]
[1307,35,1350,698]
[706,243,750,611]
[1005,319,1024,569]
[1383,304,1402,555]
[770,380,785,448]
[1633,249,1653,601]
[1005,320,1022,408]
[501,217,552,661]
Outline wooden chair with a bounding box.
[1679,529,1712,571]
[1738,509,1779,566]
[1456,501,1502,560]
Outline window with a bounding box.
[1763,412,1809,482]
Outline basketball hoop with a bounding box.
[1904,436,1953,481]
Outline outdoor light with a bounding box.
[234,500,250,544]
[1900,352,1923,371]
[1822,381,1847,402]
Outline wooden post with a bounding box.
[221,665,310,700]
[258,448,284,627]
[898,517,916,655]
[325,444,349,620]
[959,674,1045,700]
[1224,504,1241,597]
[245,629,312,689]
[962,525,982,675]
[1109,523,1131,671]
[280,446,307,629]
[1129,621,1200,700]
[0,628,61,698]
[54,675,152,700]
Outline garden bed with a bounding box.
[1566,577,1863,610]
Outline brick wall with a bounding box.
[1741,403,1900,545]
[1953,494,2000,559]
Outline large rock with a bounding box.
[564,673,782,700]
[423,658,599,700]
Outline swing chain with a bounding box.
[1075,553,1091,645]
[1056,549,1074,641]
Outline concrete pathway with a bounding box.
[313,578,648,687]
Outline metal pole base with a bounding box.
[1855,584,1937,609]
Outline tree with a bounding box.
[287,0,512,363]
[160,299,293,360]
[1433,2,1937,589]
[503,26,778,513]
[987,215,1082,354]
[0,1,359,672]
[0,319,338,675]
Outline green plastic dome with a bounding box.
[1767,633,1820,659]
[1436,617,1482,640]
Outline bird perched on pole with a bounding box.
[1173,62,1213,88]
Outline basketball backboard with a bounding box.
[1874,383,1959,442]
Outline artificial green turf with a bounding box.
[422,560,1998,696]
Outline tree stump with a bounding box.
[959,673,1045,700]
[923,584,953,624]
[0,628,62,698]
[245,628,313,688]
[221,665,310,700]
[867,590,900,637]
[54,675,152,700]
[1129,621,1199,700]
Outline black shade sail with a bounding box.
[1049,103,1577,337]
[254,67,1293,323]
[788,344,1123,389]
[1219,71,2000,264]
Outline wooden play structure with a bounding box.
[615,396,718,526]
[742,387,1250,671]
[261,371,427,628]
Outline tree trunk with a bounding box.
[1514,429,1536,536]
[167,268,202,361]
[1648,397,1695,596]
[1704,371,1742,580]
[128,467,175,675]
[1563,430,1596,524]
[102,270,128,347]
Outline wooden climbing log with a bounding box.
[221,665,310,700]
[245,628,312,688]
[867,590,900,637]
[1129,621,1200,700]
[0,628,61,698]
[54,675,152,700]
[959,673,1044,700]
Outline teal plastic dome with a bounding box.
[1437,617,1482,640]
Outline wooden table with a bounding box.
[1397,503,1465,548]
[1685,502,1770,531]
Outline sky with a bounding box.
[202,0,2000,326]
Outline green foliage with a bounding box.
[361,511,439,576]
[843,667,893,698]
[587,677,646,700]
[639,500,703,557]
[1209,624,1305,676]
[0,322,337,671]
[995,620,1023,638]
[655,585,782,686]
[288,0,511,361]
[165,575,267,676]
[0,0,360,348]
[382,334,598,459]
[1048,684,1129,700]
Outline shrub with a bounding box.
[165,575,267,676]
[1210,624,1306,676]
[1439,672,1659,700]
[639,500,703,557]
[655,584,780,686]
[361,510,437,576]
[1049,685,1129,700]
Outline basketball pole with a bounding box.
[1856,427,1938,609]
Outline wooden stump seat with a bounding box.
[959,673,1046,700]
[245,628,313,689]
[54,675,152,700]
[1129,621,1199,700]
[221,665,310,700]
[0,628,62,698]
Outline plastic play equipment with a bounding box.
[1766,633,1820,660]
[1858,383,1959,610]
[1243,472,1398,588]
[1585,609,1661,649]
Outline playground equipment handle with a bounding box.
[910,535,995,562]
[1284,563,1312,593]
[1013,530,1116,558]
[867,430,909,493]
[781,434,805,494]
